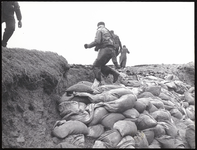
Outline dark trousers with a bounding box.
[111,48,119,64]
[119,55,127,68]
[1,16,15,47]
[93,47,116,82]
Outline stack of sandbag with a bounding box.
[52,72,195,148]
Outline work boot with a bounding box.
[114,62,121,69]
[2,41,7,47]
[112,70,120,83]
[101,66,120,83]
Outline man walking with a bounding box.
[1,1,22,47]
[110,30,122,69]
[119,45,130,69]
[84,22,120,89]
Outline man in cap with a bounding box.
[84,21,120,89]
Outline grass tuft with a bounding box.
[2,47,70,98]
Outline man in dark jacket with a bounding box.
[1,1,22,47]
[110,30,122,69]
[84,22,120,89]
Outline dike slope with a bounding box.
[1,47,194,148]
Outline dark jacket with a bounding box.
[88,25,115,50]
[112,33,122,51]
[2,1,22,21]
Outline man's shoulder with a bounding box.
[114,34,119,37]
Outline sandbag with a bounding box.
[55,141,80,148]
[138,91,156,99]
[87,124,105,138]
[106,87,134,98]
[142,128,155,145]
[148,139,161,148]
[188,86,194,93]
[92,140,106,148]
[165,81,177,90]
[134,100,146,113]
[170,108,183,119]
[153,123,166,138]
[52,120,88,139]
[184,91,195,105]
[185,124,195,149]
[160,120,179,138]
[123,108,139,119]
[58,101,86,118]
[174,119,190,148]
[182,101,189,108]
[101,113,125,129]
[102,94,137,113]
[74,91,117,103]
[151,109,171,122]
[163,104,174,111]
[71,96,91,105]
[117,135,135,148]
[156,135,185,148]
[137,97,152,107]
[113,120,137,136]
[58,92,74,104]
[174,80,188,94]
[66,82,93,93]
[64,134,85,147]
[64,103,95,124]
[77,80,93,86]
[134,131,149,148]
[124,80,142,87]
[164,74,179,81]
[146,102,158,113]
[93,84,125,94]
[158,92,171,100]
[145,85,161,96]
[88,107,108,126]
[185,105,195,120]
[136,114,157,130]
[98,129,122,148]
[162,99,176,107]
[149,99,164,109]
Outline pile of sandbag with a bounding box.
[52,73,195,148]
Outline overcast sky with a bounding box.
[2,1,194,66]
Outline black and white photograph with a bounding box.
[2,1,195,148]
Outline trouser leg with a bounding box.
[2,18,15,47]
[92,47,113,82]
[111,49,120,69]
[122,58,127,68]
[101,65,120,83]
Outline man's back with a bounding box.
[121,47,129,57]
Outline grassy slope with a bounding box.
[2,47,70,98]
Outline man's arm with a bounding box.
[13,2,22,21]
[118,37,122,50]
[87,30,102,48]
[127,48,130,54]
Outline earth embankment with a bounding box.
[1,47,194,148]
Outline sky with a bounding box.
[2,1,194,66]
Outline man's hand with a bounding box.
[94,46,99,51]
[18,20,22,28]
[84,44,89,49]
